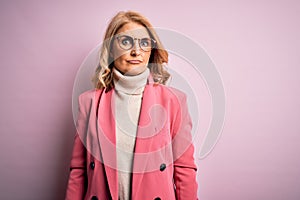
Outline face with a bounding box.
[110,22,152,76]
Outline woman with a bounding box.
[66,11,198,200]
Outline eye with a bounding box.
[121,39,130,46]
[120,36,133,47]
[140,38,151,47]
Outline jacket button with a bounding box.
[91,196,98,200]
[90,161,95,170]
[154,198,161,200]
[160,163,166,171]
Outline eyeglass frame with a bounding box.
[114,35,157,52]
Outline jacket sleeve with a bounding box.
[171,92,198,200]
[65,94,87,200]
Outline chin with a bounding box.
[124,66,145,75]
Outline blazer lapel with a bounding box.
[96,89,118,200]
[132,82,168,198]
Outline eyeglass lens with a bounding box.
[117,35,155,52]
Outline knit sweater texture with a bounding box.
[112,67,149,200]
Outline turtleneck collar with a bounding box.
[112,67,150,95]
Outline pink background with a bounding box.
[1,0,300,199]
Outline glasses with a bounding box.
[115,35,156,52]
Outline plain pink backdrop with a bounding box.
[0,0,300,199]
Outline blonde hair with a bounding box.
[92,11,170,91]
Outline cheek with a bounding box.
[143,53,151,63]
[111,49,122,61]
[112,50,128,65]
[113,55,128,69]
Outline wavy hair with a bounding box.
[92,11,170,91]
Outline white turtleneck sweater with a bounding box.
[112,67,150,200]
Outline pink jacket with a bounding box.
[65,80,198,200]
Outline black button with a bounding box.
[160,163,166,171]
[91,196,98,200]
[90,161,95,170]
[154,198,161,200]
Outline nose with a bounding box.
[130,39,141,55]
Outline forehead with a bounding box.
[116,22,150,38]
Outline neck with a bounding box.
[112,67,150,95]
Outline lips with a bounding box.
[127,60,142,64]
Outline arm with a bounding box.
[65,94,88,200]
[172,92,198,200]
[65,134,87,200]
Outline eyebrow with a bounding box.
[116,34,151,39]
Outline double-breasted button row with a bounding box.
[91,196,98,200]
[160,163,166,171]
[154,164,165,200]
[90,161,95,170]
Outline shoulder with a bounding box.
[150,84,187,103]
[78,88,104,108]
[79,88,104,100]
